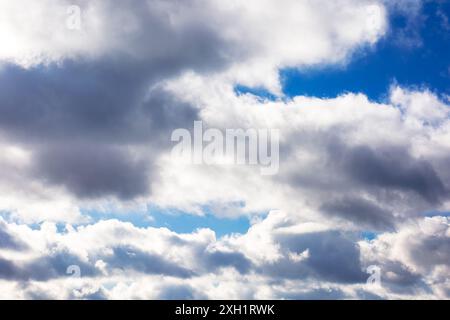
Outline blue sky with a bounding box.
[82,206,252,237]
[283,1,450,101]
[235,1,450,102]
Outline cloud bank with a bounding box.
[0,212,448,299]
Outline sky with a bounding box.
[0,0,449,300]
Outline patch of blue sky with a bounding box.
[361,231,378,241]
[79,205,253,238]
[80,209,154,229]
[146,205,252,237]
[0,211,43,230]
[283,1,450,101]
[234,85,279,101]
[236,1,449,102]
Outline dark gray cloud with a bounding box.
[409,236,450,267]
[25,251,99,281]
[103,246,195,278]
[157,284,204,300]
[256,230,367,284]
[0,0,242,142]
[0,221,28,250]
[363,259,427,295]
[321,197,396,231]
[381,260,423,288]
[275,231,367,284]
[1,244,194,282]
[0,0,243,201]
[341,146,448,205]
[33,143,151,200]
[0,59,199,199]
[283,136,449,230]
[0,258,18,279]
[0,60,201,144]
[202,250,253,274]
[0,251,98,281]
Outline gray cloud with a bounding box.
[282,136,449,231]
[0,251,98,281]
[202,250,253,274]
[0,60,200,199]
[0,0,244,202]
[0,220,28,250]
[33,143,151,200]
[0,213,448,299]
[157,284,204,300]
[409,236,450,267]
[275,287,346,300]
[272,231,367,284]
[104,246,195,278]
[341,146,447,205]
[0,258,18,280]
[321,197,396,231]
[25,252,99,281]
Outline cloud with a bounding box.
[0,212,447,299]
[103,245,195,278]
[360,215,450,298]
[33,143,151,200]
[0,61,199,219]
[321,197,396,231]
[0,0,389,223]
[340,145,447,205]
[0,0,387,89]
[221,211,366,284]
[0,219,28,250]
[152,81,450,232]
